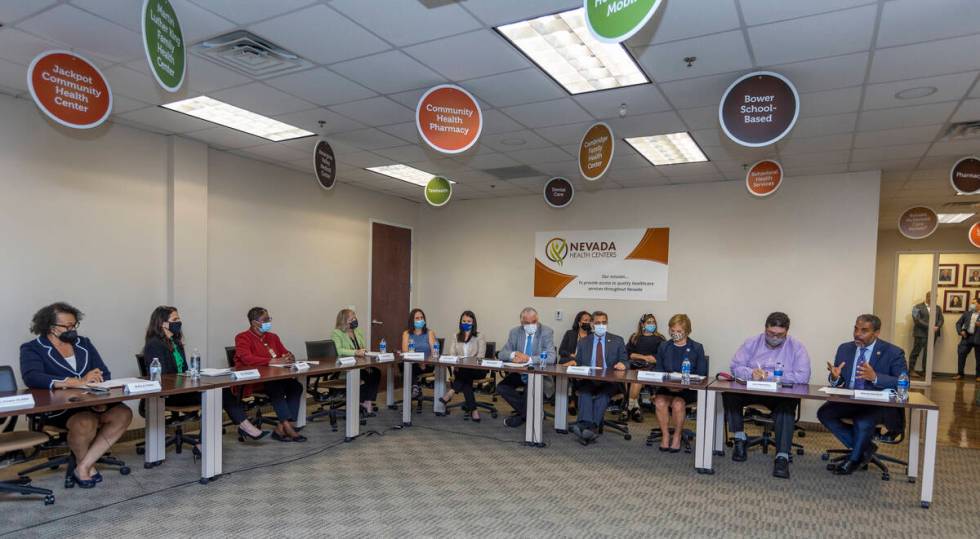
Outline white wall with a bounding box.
[416,171,881,420]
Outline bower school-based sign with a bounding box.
[745,160,783,197]
[544,177,575,208]
[898,206,938,240]
[142,0,185,92]
[950,156,980,195]
[425,176,453,207]
[584,0,663,43]
[534,228,669,300]
[314,140,336,190]
[579,122,614,181]
[720,71,799,147]
[28,51,112,129]
[416,84,482,154]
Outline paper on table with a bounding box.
[199,368,232,376]
[819,387,854,396]
[501,362,529,368]
[88,377,146,389]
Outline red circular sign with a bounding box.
[720,71,799,147]
[970,223,980,249]
[746,160,782,197]
[898,206,939,240]
[950,156,980,195]
[28,51,112,129]
[416,84,482,154]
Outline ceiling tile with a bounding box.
[481,109,526,134]
[573,84,671,120]
[0,57,28,93]
[658,72,738,110]
[119,106,216,133]
[853,125,942,148]
[247,4,390,65]
[863,71,978,111]
[111,94,151,114]
[211,82,316,117]
[264,68,376,106]
[455,152,520,170]
[237,142,310,163]
[328,96,413,127]
[739,0,874,25]
[676,106,718,130]
[534,122,595,146]
[0,0,57,22]
[272,108,365,135]
[857,101,958,131]
[799,86,863,117]
[780,150,850,168]
[777,133,854,154]
[850,144,930,162]
[627,0,739,46]
[403,30,529,80]
[481,130,554,152]
[387,88,427,109]
[463,69,564,108]
[791,113,858,138]
[501,98,592,128]
[102,65,169,104]
[330,151,389,169]
[461,0,579,27]
[951,98,980,122]
[0,28,60,65]
[71,0,236,43]
[608,110,687,138]
[370,144,438,164]
[656,162,719,178]
[378,122,421,144]
[877,0,980,48]
[331,51,445,95]
[17,4,144,62]
[187,0,316,25]
[767,52,869,94]
[330,0,482,47]
[183,55,254,93]
[748,5,876,66]
[183,126,267,149]
[870,33,980,83]
[635,30,751,83]
[330,128,409,150]
[506,146,572,165]
[927,139,980,158]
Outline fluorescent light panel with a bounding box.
[161,96,314,141]
[937,212,974,223]
[625,132,709,166]
[496,8,648,95]
[365,164,455,187]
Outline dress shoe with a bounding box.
[238,426,270,442]
[291,434,308,443]
[505,415,525,428]
[72,470,97,489]
[826,461,841,471]
[773,456,790,479]
[630,407,644,422]
[92,471,103,483]
[570,424,583,438]
[834,460,860,475]
[270,431,293,442]
[581,428,597,442]
[732,439,747,462]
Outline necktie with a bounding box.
[851,347,868,389]
[524,335,533,356]
[595,339,604,369]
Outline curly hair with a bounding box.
[30,302,84,336]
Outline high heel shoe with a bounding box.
[438,396,452,405]
[237,426,270,442]
[192,446,201,462]
[92,471,103,483]
[270,431,293,442]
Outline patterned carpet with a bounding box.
[2,396,979,538]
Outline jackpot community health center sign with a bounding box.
[534,228,669,300]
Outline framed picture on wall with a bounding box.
[938,264,959,287]
[974,290,980,303]
[944,290,969,313]
[964,264,980,287]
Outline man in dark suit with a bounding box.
[909,292,943,377]
[954,297,980,381]
[817,314,908,475]
[569,311,626,444]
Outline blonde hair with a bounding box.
[668,314,692,335]
[335,308,354,330]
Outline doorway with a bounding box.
[369,221,412,352]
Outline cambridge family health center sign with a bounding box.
[534,228,669,300]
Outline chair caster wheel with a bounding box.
[908,477,916,483]
[645,441,653,447]
[331,427,338,432]
[136,447,145,455]
[44,495,55,505]
[491,412,498,418]
[49,465,59,471]
[796,449,804,456]
[820,453,829,461]
[624,434,632,441]
[882,474,890,481]
[798,431,806,437]
[119,467,131,475]
[921,502,930,509]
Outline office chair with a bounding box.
[303,340,363,430]
[225,346,276,429]
[413,337,446,414]
[645,355,710,453]
[444,341,500,420]
[599,384,632,440]
[133,354,200,460]
[821,413,909,481]
[0,366,55,505]
[728,404,805,459]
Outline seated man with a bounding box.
[570,311,626,444]
[817,314,907,475]
[723,312,811,479]
[496,307,555,428]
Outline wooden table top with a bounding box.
[707,379,939,410]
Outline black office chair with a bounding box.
[414,337,447,414]
[730,403,805,459]
[645,355,710,453]
[444,341,500,420]
[224,346,276,428]
[0,366,55,505]
[822,413,908,481]
[600,385,632,440]
[303,340,364,430]
[133,353,200,460]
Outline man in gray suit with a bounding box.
[570,311,626,444]
[909,292,943,377]
[496,307,556,428]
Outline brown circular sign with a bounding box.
[579,122,614,181]
[314,139,336,190]
[898,206,939,240]
[544,177,574,208]
[720,71,799,148]
[970,223,980,249]
[950,156,980,194]
[745,160,782,197]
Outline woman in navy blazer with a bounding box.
[19,302,133,489]
[652,314,708,452]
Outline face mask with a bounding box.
[670,331,685,342]
[644,324,656,333]
[259,321,272,333]
[593,324,607,336]
[523,324,537,336]
[580,323,592,333]
[349,319,359,330]
[414,319,425,329]
[459,322,473,332]
[765,335,786,347]
[167,321,183,335]
[57,330,78,343]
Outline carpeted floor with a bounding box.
[2,399,979,538]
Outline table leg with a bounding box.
[713,391,725,456]
[554,375,569,433]
[345,368,361,441]
[402,361,412,426]
[144,396,166,468]
[695,390,716,474]
[920,409,938,508]
[386,365,395,408]
[434,366,447,415]
[694,389,706,471]
[524,373,544,446]
[295,374,308,429]
[200,388,223,484]
[907,408,921,481]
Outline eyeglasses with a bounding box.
[54,323,79,331]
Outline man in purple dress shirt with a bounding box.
[723,312,811,479]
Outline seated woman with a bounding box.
[625,313,665,422]
[331,308,380,416]
[652,314,707,452]
[558,311,591,415]
[19,302,134,489]
[440,311,487,421]
[143,306,267,444]
[401,308,436,399]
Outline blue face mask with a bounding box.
[593,324,607,337]
[459,322,472,332]
[644,324,656,333]
[414,319,425,329]
[259,321,272,333]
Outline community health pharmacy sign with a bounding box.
[534,228,670,300]
[585,0,663,43]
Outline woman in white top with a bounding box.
[439,310,487,422]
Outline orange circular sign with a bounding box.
[969,222,980,249]
[28,51,112,129]
[416,84,482,154]
[579,122,614,181]
[898,206,939,240]
[746,160,783,197]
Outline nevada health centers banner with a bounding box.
[534,228,669,300]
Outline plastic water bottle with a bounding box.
[189,349,201,379]
[149,357,162,381]
[897,372,910,401]
[773,361,783,385]
[408,339,415,353]
[433,340,440,359]
[681,357,691,384]
[379,338,387,353]
[539,350,548,367]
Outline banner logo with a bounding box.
[546,238,568,266]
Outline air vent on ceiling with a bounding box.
[482,165,543,180]
[190,30,312,79]
[942,120,980,140]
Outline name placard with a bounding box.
[853,389,891,402]
[402,352,424,361]
[636,371,666,382]
[746,380,779,391]
[124,380,161,395]
[337,357,357,366]
[376,353,395,362]
[438,355,459,364]
[292,362,311,371]
[231,369,260,380]
[566,366,592,375]
[481,359,503,368]
[0,394,36,410]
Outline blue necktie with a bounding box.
[851,347,868,389]
[521,334,533,383]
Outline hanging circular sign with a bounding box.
[579,122,614,181]
[584,0,663,44]
[898,206,939,240]
[969,222,980,249]
[719,71,799,147]
[950,156,980,195]
[314,140,336,191]
[425,176,453,207]
[142,0,185,92]
[27,50,112,129]
[416,84,482,154]
[544,177,575,208]
[745,160,783,197]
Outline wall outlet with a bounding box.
[555,310,563,321]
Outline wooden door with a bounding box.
[370,222,412,352]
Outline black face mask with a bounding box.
[349,319,359,330]
[57,330,78,343]
[580,323,592,333]
[168,321,183,335]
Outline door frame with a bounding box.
[889,249,953,387]
[367,218,414,348]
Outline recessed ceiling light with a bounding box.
[624,132,709,166]
[365,164,455,187]
[895,86,938,100]
[937,212,974,223]
[161,96,314,141]
[496,8,649,95]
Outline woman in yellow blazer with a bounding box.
[331,309,381,416]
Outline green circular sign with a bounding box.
[142,0,185,92]
[425,176,452,207]
[584,0,662,44]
